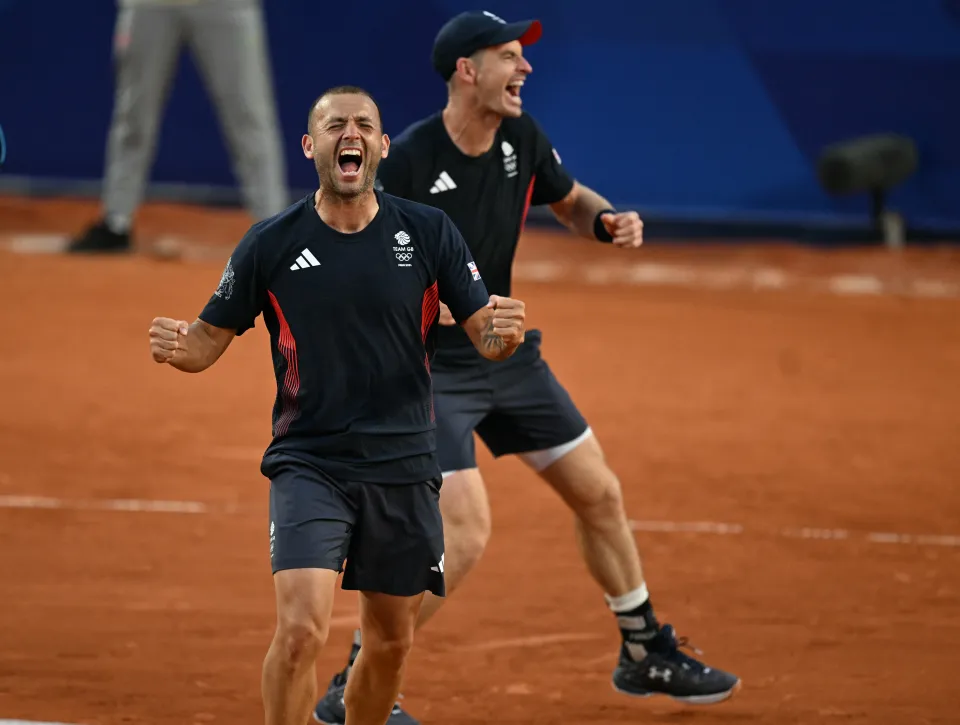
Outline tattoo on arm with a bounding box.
[480,315,506,358]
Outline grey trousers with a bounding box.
[102,0,289,224]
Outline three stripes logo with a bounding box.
[290,248,321,271]
[429,171,457,194]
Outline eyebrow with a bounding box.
[326,115,376,125]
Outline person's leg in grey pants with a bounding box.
[69,0,288,253]
[185,0,288,222]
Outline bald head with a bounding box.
[307,85,383,133]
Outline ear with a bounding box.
[302,133,314,159]
[380,133,390,159]
[454,56,478,84]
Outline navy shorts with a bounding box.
[432,330,590,473]
[267,460,445,598]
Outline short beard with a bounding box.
[315,155,379,200]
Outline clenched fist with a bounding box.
[600,210,644,249]
[149,317,190,364]
[487,295,525,346]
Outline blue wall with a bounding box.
[1,0,958,230]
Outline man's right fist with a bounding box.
[149,317,190,364]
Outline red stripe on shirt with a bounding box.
[520,174,536,232]
[420,281,440,420]
[421,281,440,343]
[267,291,300,437]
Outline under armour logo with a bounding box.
[648,666,672,681]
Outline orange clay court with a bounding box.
[1,196,958,725]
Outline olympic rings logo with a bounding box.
[396,252,412,262]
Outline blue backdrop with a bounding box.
[1,0,958,230]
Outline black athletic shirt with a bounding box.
[198,190,490,484]
[375,111,575,361]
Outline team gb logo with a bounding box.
[394,231,413,265]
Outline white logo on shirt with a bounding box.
[394,231,414,267]
[430,171,457,194]
[215,257,235,299]
[502,140,518,178]
[289,247,321,271]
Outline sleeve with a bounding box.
[373,144,413,199]
[435,213,490,324]
[197,228,266,336]
[528,115,576,206]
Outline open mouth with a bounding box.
[337,147,363,177]
[506,79,524,98]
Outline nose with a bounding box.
[342,119,362,140]
[519,56,532,74]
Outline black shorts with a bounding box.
[267,461,445,597]
[432,330,589,473]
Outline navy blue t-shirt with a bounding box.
[199,190,491,483]
[374,111,574,361]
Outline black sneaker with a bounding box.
[313,669,419,725]
[612,624,740,704]
[67,221,131,254]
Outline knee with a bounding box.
[460,510,491,567]
[441,474,491,573]
[359,631,415,671]
[575,469,628,526]
[445,507,490,577]
[274,609,328,671]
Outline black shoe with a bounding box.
[612,624,740,704]
[67,221,131,254]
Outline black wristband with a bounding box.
[594,209,616,242]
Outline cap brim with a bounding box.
[494,19,542,47]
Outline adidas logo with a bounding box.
[429,171,457,194]
[289,248,321,271]
[430,553,444,574]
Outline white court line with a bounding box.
[627,519,960,548]
[461,632,602,652]
[1,496,957,549]
[0,495,212,514]
[629,520,744,535]
[4,233,960,300]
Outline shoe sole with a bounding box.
[612,678,741,705]
[312,713,342,725]
[314,709,415,725]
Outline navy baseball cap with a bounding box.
[432,11,543,81]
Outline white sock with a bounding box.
[605,583,650,613]
[105,213,130,234]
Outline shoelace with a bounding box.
[658,628,710,673]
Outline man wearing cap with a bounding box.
[313,12,740,724]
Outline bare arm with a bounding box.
[460,296,525,362]
[549,181,644,248]
[549,181,614,239]
[149,317,236,373]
